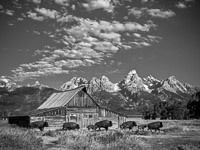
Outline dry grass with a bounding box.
[57,130,150,150]
[0,125,43,150]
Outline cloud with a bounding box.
[133,41,151,47]
[0,9,14,16]
[82,0,114,13]
[35,8,59,19]
[54,0,70,6]
[9,0,189,82]
[32,0,41,4]
[128,7,143,18]
[146,9,175,18]
[27,11,45,21]
[175,2,187,9]
[175,0,195,9]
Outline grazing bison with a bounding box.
[148,121,163,133]
[62,122,80,130]
[120,121,137,130]
[30,121,49,131]
[87,124,96,130]
[137,124,147,131]
[95,120,112,131]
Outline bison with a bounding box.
[147,121,163,133]
[120,121,137,130]
[87,124,96,131]
[95,120,112,131]
[30,121,49,131]
[62,122,80,130]
[137,124,147,131]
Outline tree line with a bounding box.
[142,91,200,120]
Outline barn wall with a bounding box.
[67,90,97,108]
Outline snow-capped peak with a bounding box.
[119,70,150,93]
[31,81,48,89]
[163,75,188,93]
[144,75,160,83]
[59,77,88,91]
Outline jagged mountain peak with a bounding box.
[119,70,148,94]
[127,70,138,78]
[163,75,189,94]
[144,75,160,82]
[143,75,161,88]
[166,75,178,83]
[59,77,88,90]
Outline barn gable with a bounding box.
[37,86,97,110]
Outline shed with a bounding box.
[31,86,127,128]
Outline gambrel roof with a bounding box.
[37,86,97,109]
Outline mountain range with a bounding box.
[0,70,199,117]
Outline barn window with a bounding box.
[70,114,77,121]
[89,114,93,118]
[84,114,88,118]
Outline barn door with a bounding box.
[82,113,98,128]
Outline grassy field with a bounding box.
[1,119,200,150]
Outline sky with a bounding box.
[0,0,200,89]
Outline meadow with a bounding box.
[1,119,200,150]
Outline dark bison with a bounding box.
[137,124,147,131]
[62,122,80,130]
[120,121,137,130]
[148,121,163,132]
[87,124,96,130]
[30,121,49,131]
[95,120,112,131]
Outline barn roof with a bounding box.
[37,86,89,109]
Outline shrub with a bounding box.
[0,126,43,150]
[168,144,200,150]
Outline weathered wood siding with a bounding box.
[67,90,97,108]
[98,107,119,118]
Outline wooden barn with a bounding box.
[31,86,127,128]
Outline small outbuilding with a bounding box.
[31,86,127,128]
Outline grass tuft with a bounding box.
[0,125,43,150]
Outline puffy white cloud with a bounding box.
[54,0,69,6]
[35,8,59,19]
[133,41,151,47]
[0,9,14,16]
[175,2,187,9]
[32,0,41,4]
[27,11,44,21]
[128,7,143,18]
[133,33,141,38]
[82,0,114,13]
[146,9,175,18]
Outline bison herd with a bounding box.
[61,120,163,133]
[8,116,164,133]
